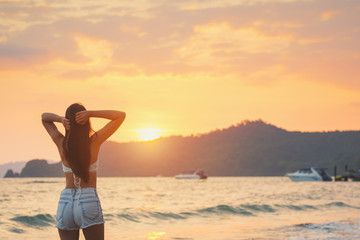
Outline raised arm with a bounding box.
[41,113,69,146]
[76,110,126,145]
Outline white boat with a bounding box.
[287,167,332,182]
[175,170,207,179]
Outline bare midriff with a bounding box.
[64,172,97,189]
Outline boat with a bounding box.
[287,167,332,182]
[175,170,207,179]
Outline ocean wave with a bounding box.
[117,213,141,222]
[240,204,276,213]
[9,228,25,233]
[8,227,25,233]
[104,201,359,223]
[105,204,251,223]
[10,214,55,227]
[197,204,254,216]
[324,201,360,209]
[149,211,188,220]
[25,180,59,184]
[280,218,360,240]
[274,204,317,211]
[8,201,357,228]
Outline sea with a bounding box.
[0,177,359,240]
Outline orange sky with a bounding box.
[1,0,360,164]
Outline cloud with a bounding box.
[321,11,338,21]
[0,44,45,59]
[0,0,359,88]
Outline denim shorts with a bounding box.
[56,188,105,230]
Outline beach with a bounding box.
[1,177,359,240]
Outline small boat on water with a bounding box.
[175,170,207,179]
[287,167,332,182]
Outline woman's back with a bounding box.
[61,138,100,189]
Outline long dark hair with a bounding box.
[63,103,91,182]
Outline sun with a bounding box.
[136,128,163,141]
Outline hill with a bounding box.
[0,161,27,178]
[3,159,62,178]
[98,120,360,176]
[4,120,360,177]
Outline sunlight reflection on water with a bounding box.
[145,231,167,240]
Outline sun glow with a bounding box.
[145,231,166,240]
[136,128,163,141]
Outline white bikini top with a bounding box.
[62,160,99,173]
[62,160,99,189]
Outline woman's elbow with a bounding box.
[41,113,51,122]
[117,111,126,120]
[117,111,126,123]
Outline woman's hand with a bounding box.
[76,111,90,125]
[62,117,70,130]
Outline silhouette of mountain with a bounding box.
[98,120,360,176]
[4,120,360,177]
[0,161,26,178]
[4,169,19,178]
[3,159,62,178]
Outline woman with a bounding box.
[42,103,126,240]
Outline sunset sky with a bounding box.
[0,0,360,164]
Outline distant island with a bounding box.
[4,120,360,178]
[4,160,62,178]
